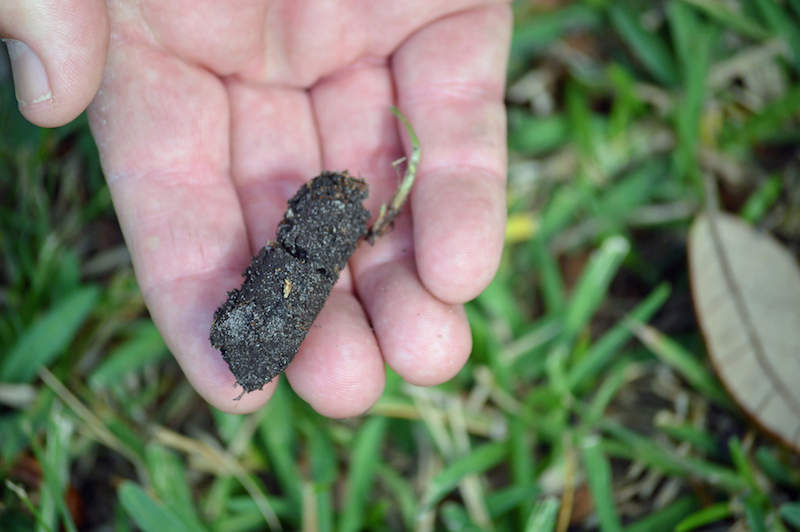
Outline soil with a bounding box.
[210,172,370,393]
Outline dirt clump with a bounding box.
[210,171,370,392]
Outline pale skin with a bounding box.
[3,0,511,417]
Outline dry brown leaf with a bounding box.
[689,212,800,452]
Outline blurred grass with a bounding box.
[2,1,800,530]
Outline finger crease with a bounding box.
[419,163,505,185]
[402,80,503,106]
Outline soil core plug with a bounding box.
[210,108,420,393]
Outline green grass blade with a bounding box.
[1,408,39,464]
[598,161,663,214]
[338,416,388,532]
[566,81,595,159]
[145,444,205,530]
[510,4,601,78]
[563,235,630,341]
[669,4,717,182]
[509,112,569,155]
[113,500,135,532]
[754,446,800,487]
[723,86,800,146]
[655,420,718,456]
[215,497,292,531]
[305,419,336,532]
[531,236,566,315]
[568,283,670,391]
[728,438,762,496]
[668,1,701,82]
[780,502,800,528]
[675,502,732,532]
[441,502,482,531]
[599,421,746,491]
[212,409,246,446]
[740,175,783,223]
[38,368,145,468]
[204,475,235,527]
[118,481,199,532]
[630,322,730,406]
[5,480,54,532]
[258,381,302,513]
[585,359,635,423]
[465,302,492,367]
[510,417,536,523]
[89,321,166,389]
[791,0,800,17]
[524,496,559,532]
[752,0,800,71]
[742,494,767,532]
[486,483,540,519]
[608,4,679,86]
[477,264,525,333]
[537,183,590,241]
[607,63,640,137]
[505,316,562,375]
[2,285,99,382]
[376,465,418,531]
[422,441,508,511]
[34,407,76,532]
[623,495,698,532]
[680,0,768,40]
[581,435,622,532]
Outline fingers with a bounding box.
[148,270,278,413]
[226,81,320,251]
[226,79,384,415]
[284,291,385,418]
[356,226,472,385]
[0,0,109,127]
[310,58,402,216]
[311,60,472,386]
[139,0,265,76]
[87,41,274,413]
[392,4,511,304]
[258,0,507,86]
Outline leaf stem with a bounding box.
[366,106,421,243]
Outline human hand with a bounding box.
[4,1,511,416]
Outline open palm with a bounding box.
[12,1,511,416]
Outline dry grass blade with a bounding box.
[447,397,491,529]
[555,441,576,532]
[0,383,36,408]
[301,482,317,532]
[370,393,505,438]
[38,368,143,471]
[151,426,281,531]
[366,106,421,242]
[689,212,800,451]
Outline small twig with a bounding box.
[366,106,421,243]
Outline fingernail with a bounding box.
[4,39,52,107]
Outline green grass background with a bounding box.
[2,1,800,530]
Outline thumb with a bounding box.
[1,0,109,128]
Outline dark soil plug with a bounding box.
[211,107,420,396]
[210,172,370,392]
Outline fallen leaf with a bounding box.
[689,212,800,451]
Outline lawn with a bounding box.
[2,1,800,530]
